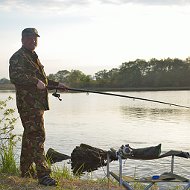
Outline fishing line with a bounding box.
[49,86,190,109]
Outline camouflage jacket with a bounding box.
[9,46,58,113]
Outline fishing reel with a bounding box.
[52,89,62,101]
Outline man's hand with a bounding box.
[37,80,46,90]
[58,83,68,91]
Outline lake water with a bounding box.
[0,90,190,182]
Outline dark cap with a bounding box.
[22,28,40,37]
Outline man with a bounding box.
[9,28,67,186]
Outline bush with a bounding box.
[0,96,19,174]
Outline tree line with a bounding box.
[1,57,190,89]
[48,57,190,89]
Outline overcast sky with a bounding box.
[1,0,190,78]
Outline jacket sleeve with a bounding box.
[9,53,39,86]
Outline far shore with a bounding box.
[0,83,190,92]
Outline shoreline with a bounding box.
[1,84,190,92]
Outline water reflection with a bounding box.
[121,106,182,116]
[120,106,190,122]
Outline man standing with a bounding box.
[9,28,67,186]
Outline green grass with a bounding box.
[0,140,19,175]
[51,164,74,180]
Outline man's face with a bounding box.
[22,35,38,51]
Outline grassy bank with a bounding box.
[0,171,184,190]
[0,172,123,190]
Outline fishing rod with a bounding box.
[49,86,190,109]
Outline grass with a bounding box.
[0,164,185,190]
[0,141,18,174]
[0,170,123,190]
[0,173,185,190]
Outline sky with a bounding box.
[1,0,190,78]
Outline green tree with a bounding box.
[118,60,142,87]
[48,70,70,84]
[67,70,92,88]
[47,57,190,89]
[94,70,109,87]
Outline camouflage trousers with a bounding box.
[19,110,51,178]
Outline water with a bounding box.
[0,90,190,182]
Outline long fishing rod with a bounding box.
[50,86,190,109]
